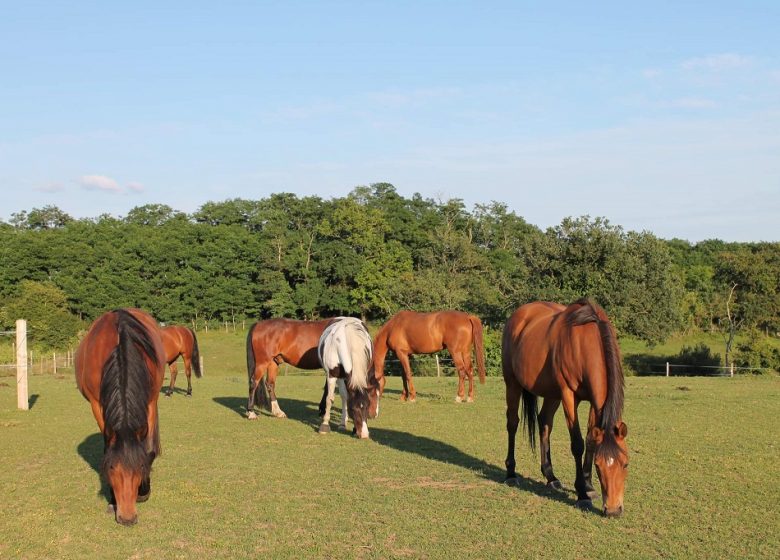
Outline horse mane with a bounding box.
[99,309,156,477]
[319,317,373,390]
[567,298,626,459]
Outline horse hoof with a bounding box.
[319,424,331,434]
[455,396,463,403]
[547,480,563,490]
[273,412,287,419]
[575,499,593,510]
[106,503,116,515]
[586,489,599,500]
[137,491,150,503]
[247,411,258,420]
[466,397,474,403]
[504,476,521,487]
[165,392,172,398]
[186,393,192,398]
[409,398,416,403]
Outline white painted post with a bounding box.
[53,352,57,375]
[16,320,28,411]
[199,356,204,377]
[666,362,669,377]
[730,363,734,377]
[436,355,440,377]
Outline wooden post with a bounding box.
[666,362,669,377]
[53,352,57,375]
[16,320,28,410]
[199,356,204,377]
[436,355,441,377]
[730,363,734,377]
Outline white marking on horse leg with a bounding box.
[271,400,287,418]
[321,376,337,430]
[359,423,369,439]
[455,395,463,403]
[337,378,349,429]
[247,410,258,420]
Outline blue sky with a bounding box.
[1,1,778,241]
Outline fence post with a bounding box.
[436,355,440,377]
[199,356,204,377]
[730,363,734,377]
[16,320,28,411]
[53,352,57,376]
[666,362,669,377]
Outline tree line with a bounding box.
[1,184,778,369]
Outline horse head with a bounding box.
[102,434,152,525]
[590,421,629,517]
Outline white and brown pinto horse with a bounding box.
[317,317,380,439]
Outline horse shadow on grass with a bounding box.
[212,395,320,428]
[76,432,111,501]
[223,394,585,509]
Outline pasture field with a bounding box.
[1,352,779,559]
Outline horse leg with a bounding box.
[138,402,160,502]
[183,354,193,396]
[337,378,349,431]
[266,361,287,418]
[452,351,474,403]
[561,391,591,507]
[166,362,178,397]
[538,398,562,489]
[583,404,599,500]
[504,375,522,483]
[397,352,416,402]
[318,379,328,416]
[319,375,337,434]
[246,363,267,420]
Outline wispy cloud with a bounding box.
[80,174,121,192]
[681,53,753,71]
[126,181,144,193]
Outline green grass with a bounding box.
[1,337,779,559]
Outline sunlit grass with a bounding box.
[1,344,778,559]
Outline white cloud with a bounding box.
[126,181,144,193]
[80,174,121,192]
[681,53,753,71]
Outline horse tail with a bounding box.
[469,315,486,384]
[188,328,202,378]
[567,299,625,433]
[100,309,157,476]
[520,389,538,450]
[246,323,270,409]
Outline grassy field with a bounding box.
[1,334,779,559]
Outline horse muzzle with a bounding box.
[603,504,624,518]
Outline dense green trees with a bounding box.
[1,184,778,360]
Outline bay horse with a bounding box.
[246,318,335,419]
[373,310,486,402]
[317,317,380,439]
[75,308,166,525]
[502,299,629,517]
[161,325,202,397]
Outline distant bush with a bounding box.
[733,332,780,374]
[673,343,722,375]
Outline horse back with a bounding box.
[249,318,332,368]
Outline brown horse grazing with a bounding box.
[75,308,166,526]
[502,299,629,517]
[161,325,202,397]
[246,318,335,419]
[373,310,486,402]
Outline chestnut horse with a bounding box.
[246,318,335,419]
[502,299,629,517]
[161,325,202,397]
[75,308,166,525]
[317,317,380,438]
[373,310,486,402]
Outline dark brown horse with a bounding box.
[246,318,334,419]
[161,325,202,397]
[75,308,166,525]
[373,310,486,402]
[502,299,629,517]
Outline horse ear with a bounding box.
[614,422,628,439]
[589,426,604,444]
